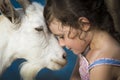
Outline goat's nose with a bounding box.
[63,53,66,59]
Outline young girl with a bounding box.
[43,0,120,80]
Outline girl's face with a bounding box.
[49,19,90,55]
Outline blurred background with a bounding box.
[0,0,77,80]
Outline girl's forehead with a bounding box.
[49,18,79,35]
[50,19,61,26]
[50,19,68,31]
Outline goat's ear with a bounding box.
[0,0,20,23]
[16,0,31,13]
[104,0,120,33]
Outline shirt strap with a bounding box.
[88,58,120,70]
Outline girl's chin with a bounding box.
[72,50,82,55]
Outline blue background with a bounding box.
[0,0,77,80]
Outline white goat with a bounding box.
[0,0,67,80]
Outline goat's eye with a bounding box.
[35,27,43,32]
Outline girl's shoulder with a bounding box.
[88,56,120,79]
[88,46,120,67]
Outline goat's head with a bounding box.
[0,0,67,79]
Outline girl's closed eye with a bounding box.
[55,35,65,40]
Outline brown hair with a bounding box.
[44,0,120,42]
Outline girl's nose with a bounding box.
[58,39,65,47]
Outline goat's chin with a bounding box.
[47,64,63,70]
[47,60,67,70]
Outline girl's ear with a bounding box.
[78,17,90,31]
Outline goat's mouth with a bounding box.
[54,61,66,67]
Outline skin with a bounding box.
[49,17,120,80]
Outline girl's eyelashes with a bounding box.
[59,35,64,39]
[55,35,65,39]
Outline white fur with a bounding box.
[0,2,67,80]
